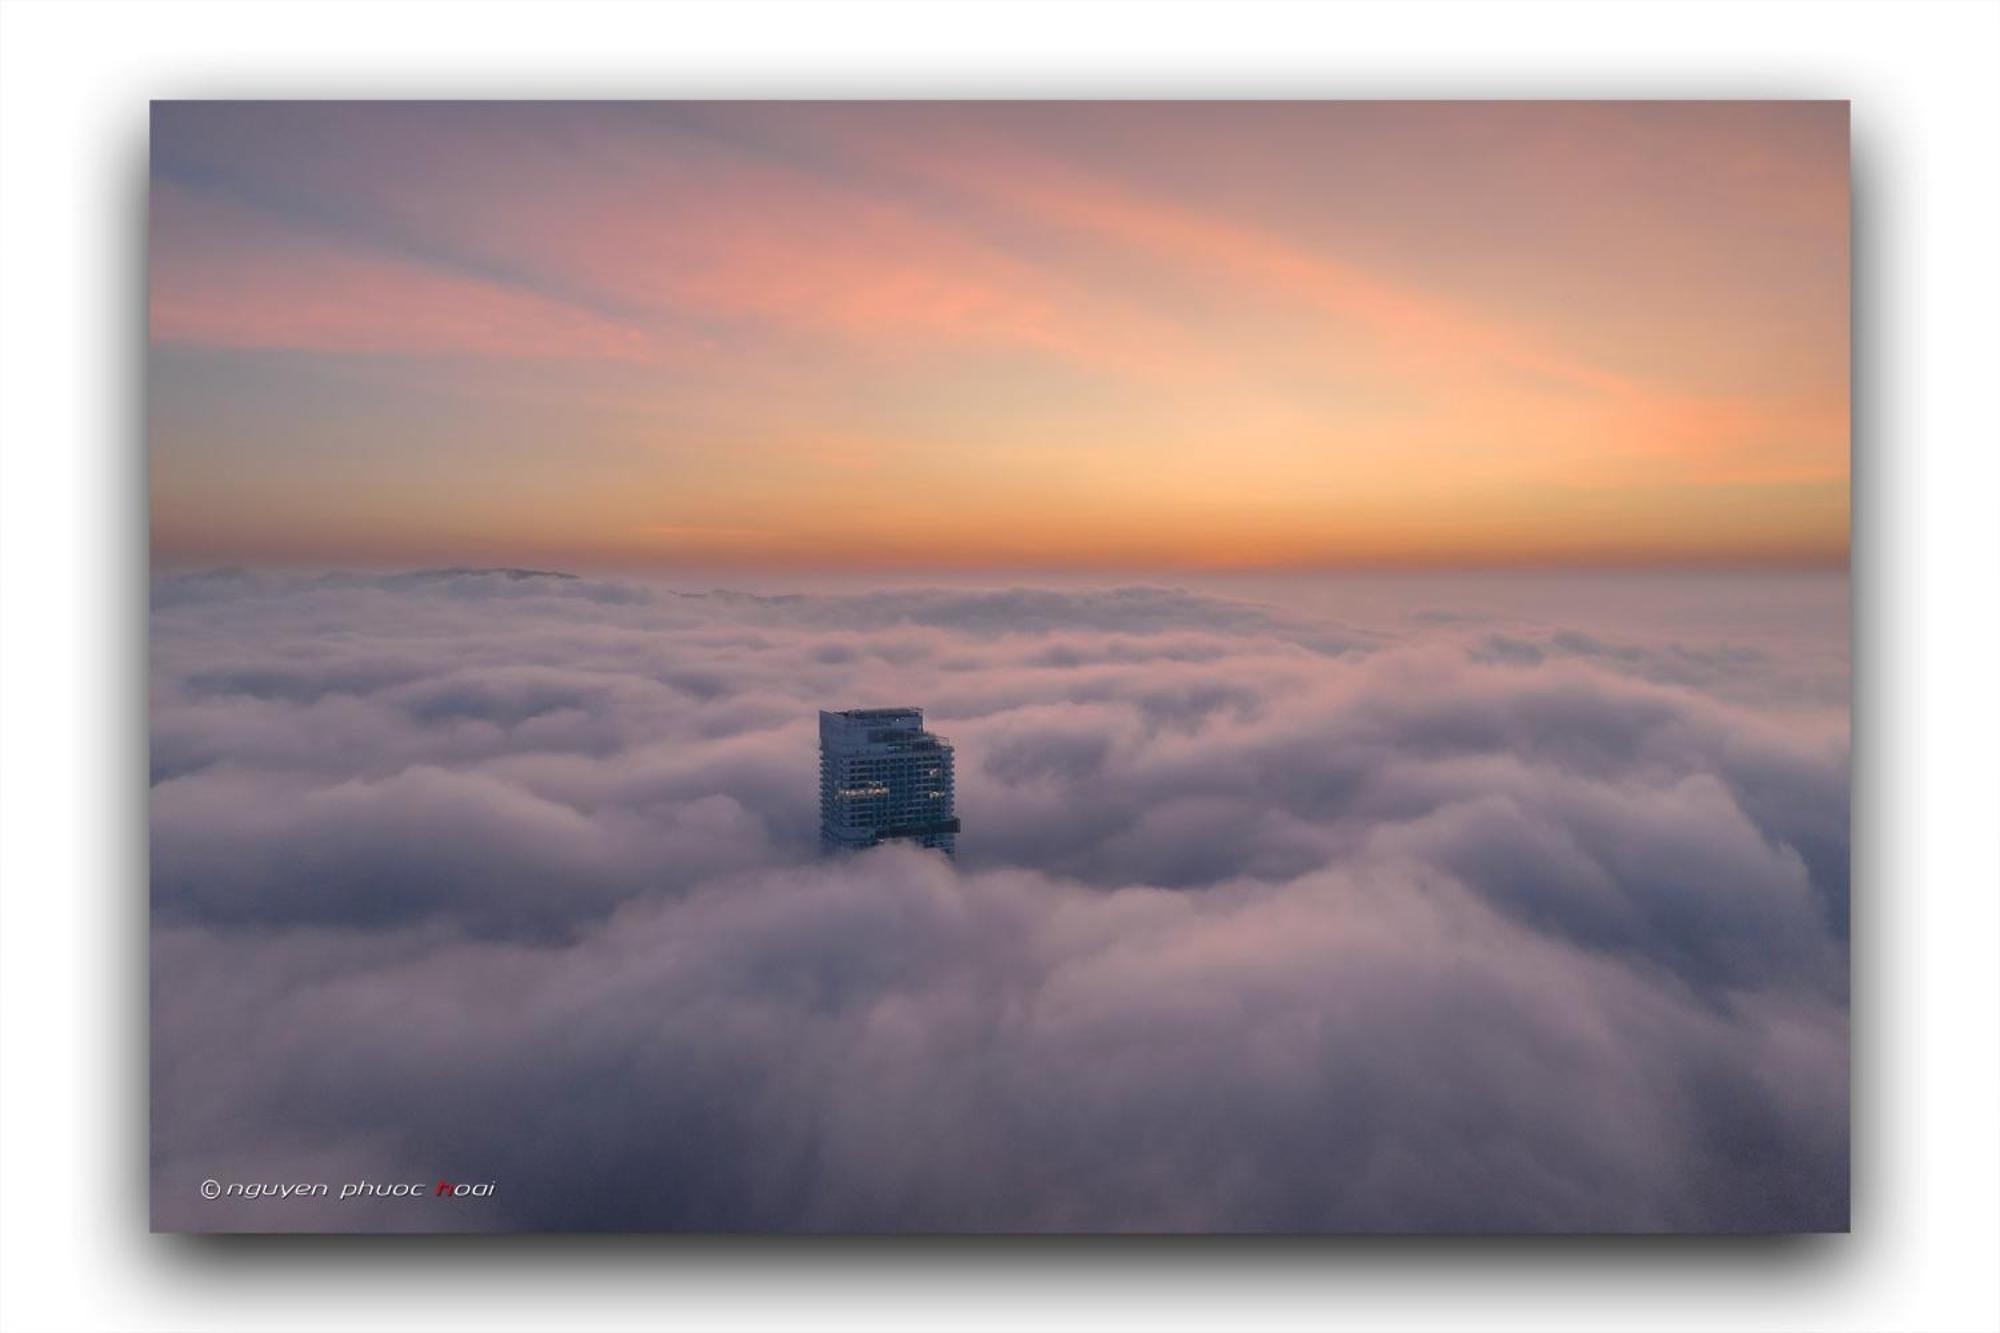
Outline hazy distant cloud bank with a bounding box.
[151,569,1848,1231]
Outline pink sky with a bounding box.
[149,101,1849,571]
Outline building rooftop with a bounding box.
[819,705,959,855]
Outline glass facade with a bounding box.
[818,707,959,855]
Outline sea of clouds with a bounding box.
[150,567,1849,1232]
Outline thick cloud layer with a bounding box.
[150,568,1849,1231]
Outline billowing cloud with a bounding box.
[150,568,1848,1231]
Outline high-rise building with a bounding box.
[818,707,959,855]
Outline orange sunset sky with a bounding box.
[149,101,1849,571]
